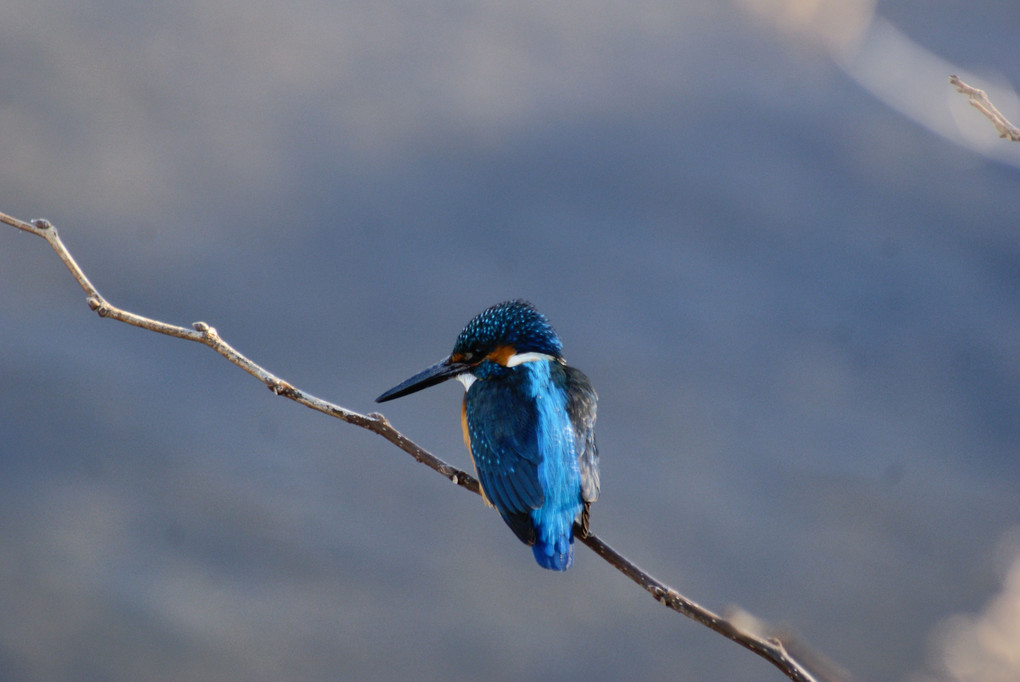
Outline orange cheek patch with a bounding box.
[486,345,516,366]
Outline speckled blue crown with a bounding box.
[452,300,563,358]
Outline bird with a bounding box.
[376,300,599,571]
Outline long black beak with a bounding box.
[376,357,471,402]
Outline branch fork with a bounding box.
[949,74,1020,142]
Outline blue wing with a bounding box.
[463,369,545,546]
[463,360,597,569]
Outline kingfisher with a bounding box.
[376,300,599,571]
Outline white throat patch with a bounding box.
[457,352,556,391]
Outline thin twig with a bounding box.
[949,74,1020,142]
[3,209,835,682]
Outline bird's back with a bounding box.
[464,358,597,570]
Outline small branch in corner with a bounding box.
[949,74,1020,142]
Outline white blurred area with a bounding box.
[913,531,1020,682]
[734,0,877,53]
[735,0,1020,168]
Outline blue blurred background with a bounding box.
[1,1,1018,680]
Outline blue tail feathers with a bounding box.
[532,531,574,571]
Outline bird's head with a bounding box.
[376,300,562,402]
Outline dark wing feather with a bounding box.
[564,365,599,503]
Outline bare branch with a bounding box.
[949,74,1020,142]
[2,209,835,682]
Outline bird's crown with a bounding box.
[451,300,563,363]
